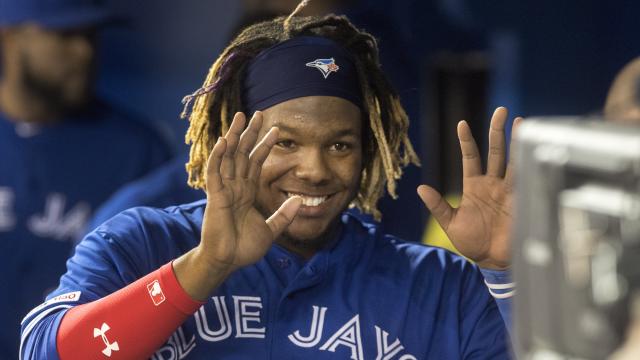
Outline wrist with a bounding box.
[476,260,510,271]
[173,248,233,301]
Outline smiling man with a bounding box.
[255,95,362,254]
[21,6,516,360]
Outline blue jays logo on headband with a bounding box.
[305,58,340,79]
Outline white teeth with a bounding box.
[287,192,328,207]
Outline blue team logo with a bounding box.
[305,58,340,79]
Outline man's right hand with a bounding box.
[174,111,302,301]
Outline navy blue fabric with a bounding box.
[86,153,204,234]
[21,201,511,359]
[0,101,172,359]
[243,36,363,115]
[0,0,113,29]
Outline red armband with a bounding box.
[57,262,205,360]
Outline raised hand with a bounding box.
[417,107,521,270]
[175,112,302,300]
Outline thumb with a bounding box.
[266,196,302,239]
[417,185,454,231]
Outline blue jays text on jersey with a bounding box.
[21,200,511,359]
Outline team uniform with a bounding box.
[0,100,172,358]
[21,200,511,359]
[86,153,203,232]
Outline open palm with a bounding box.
[418,107,521,269]
[200,111,301,272]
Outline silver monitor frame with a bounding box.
[513,118,640,360]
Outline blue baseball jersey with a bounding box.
[1,101,173,359]
[21,200,511,359]
[87,153,203,233]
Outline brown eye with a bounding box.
[276,140,295,149]
[330,142,350,152]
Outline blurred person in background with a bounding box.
[605,57,640,124]
[0,0,172,357]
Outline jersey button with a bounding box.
[307,265,316,274]
[277,258,291,269]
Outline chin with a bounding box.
[284,215,336,243]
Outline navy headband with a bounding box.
[242,36,363,115]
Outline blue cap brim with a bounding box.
[0,6,123,29]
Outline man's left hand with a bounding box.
[417,107,521,270]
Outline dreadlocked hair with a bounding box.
[184,11,420,220]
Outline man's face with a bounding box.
[10,24,95,108]
[256,95,363,251]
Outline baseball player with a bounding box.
[21,7,515,360]
[0,0,173,357]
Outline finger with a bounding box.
[486,107,509,177]
[417,185,454,231]
[248,127,279,180]
[235,111,263,179]
[220,112,246,180]
[504,117,523,191]
[266,196,302,239]
[457,120,482,178]
[205,137,227,194]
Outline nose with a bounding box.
[293,148,332,185]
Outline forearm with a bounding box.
[57,262,204,360]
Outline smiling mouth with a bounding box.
[286,192,332,207]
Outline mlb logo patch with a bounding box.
[306,58,340,79]
[147,280,166,306]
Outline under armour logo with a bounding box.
[93,323,120,357]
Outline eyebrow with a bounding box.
[273,123,359,137]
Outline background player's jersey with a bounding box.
[21,200,510,359]
[0,100,172,359]
[86,153,203,232]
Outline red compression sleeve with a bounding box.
[57,262,205,360]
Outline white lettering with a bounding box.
[174,327,196,357]
[153,327,196,360]
[152,346,175,360]
[27,193,90,240]
[0,187,15,231]
[185,297,418,360]
[234,296,265,338]
[375,326,404,360]
[288,305,327,347]
[195,296,232,342]
[319,314,364,360]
